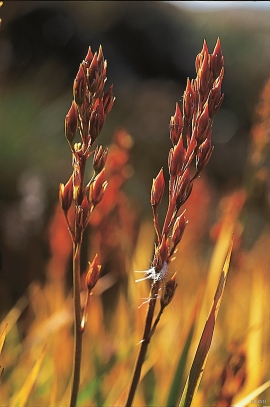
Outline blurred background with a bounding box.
[1,0,270,305]
[1,1,270,405]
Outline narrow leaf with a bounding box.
[179,238,233,407]
[0,323,8,354]
[167,295,201,407]
[10,348,46,407]
[233,380,270,407]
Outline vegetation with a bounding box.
[1,35,270,407]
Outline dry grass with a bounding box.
[0,194,270,406]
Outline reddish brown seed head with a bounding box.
[208,69,224,118]
[72,161,82,204]
[171,211,187,248]
[93,145,108,174]
[65,101,78,144]
[89,168,108,206]
[195,40,209,78]
[196,133,214,173]
[59,176,73,213]
[84,46,94,67]
[161,272,178,308]
[211,37,224,79]
[169,135,185,177]
[170,103,183,146]
[103,85,115,115]
[73,63,86,106]
[88,52,99,93]
[196,101,210,144]
[97,45,104,67]
[85,253,101,291]
[151,168,165,207]
[183,78,195,125]
[198,47,211,96]
[175,168,192,208]
[89,99,105,145]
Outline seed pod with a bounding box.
[195,39,209,73]
[170,103,183,146]
[171,211,187,248]
[89,99,105,144]
[198,48,211,96]
[97,45,104,69]
[103,85,115,115]
[65,101,78,144]
[183,78,195,125]
[72,162,81,204]
[196,134,214,173]
[73,64,86,106]
[59,176,73,213]
[170,135,185,177]
[175,168,191,208]
[197,101,210,144]
[85,254,101,291]
[161,273,178,308]
[89,169,108,206]
[93,145,108,174]
[151,168,165,207]
[208,70,224,118]
[84,46,93,67]
[88,52,99,93]
[210,37,224,80]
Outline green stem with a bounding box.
[125,281,160,407]
[70,241,83,407]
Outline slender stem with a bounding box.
[70,240,83,407]
[149,305,165,339]
[64,212,75,242]
[162,200,175,237]
[152,206,162,243]
[125,281,160,407]
[81,291,91,332]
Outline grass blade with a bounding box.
[0,323,8,385]
[0,323,8,354]
[166,295,201,407]
[10,348,46,407]
[233,380,270,407]
[179,238,233,407]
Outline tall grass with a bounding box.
[0,39,270,407]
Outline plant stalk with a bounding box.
[125,281,160,407]
[70,240,83,407]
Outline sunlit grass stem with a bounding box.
[70,241,83,407]
[125,282,160,407]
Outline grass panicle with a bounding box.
[59,45,115,407]
[125,38,225,407]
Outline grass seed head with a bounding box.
[73,63,86,106]
[93,145,108,174]
[85,253,102,292]
[89,168,108,206]
[151,168,165,207]
[59,176,73,213]
[161,272,178,308]
[65,101,78,144]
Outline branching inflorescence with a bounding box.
[126,38,224,407]
[59,46,114,407]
